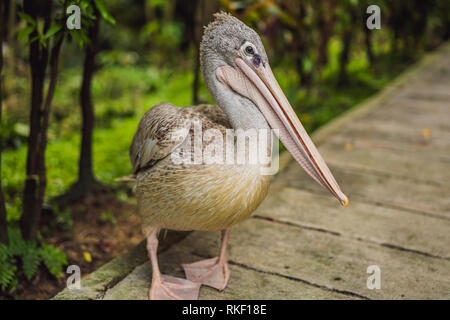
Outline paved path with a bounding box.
[54,43,450,300]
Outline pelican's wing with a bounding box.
[191,104,232,129]
[130,103,232,174]
[130,103,192,174]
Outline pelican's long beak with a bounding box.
[216,57,348,207]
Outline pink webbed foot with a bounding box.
[149,275,201,300]
[182,257,230,291]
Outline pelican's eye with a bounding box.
[245,46,254,55]
[241,41,258,59]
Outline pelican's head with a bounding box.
[200,12,348,207]
[200,12,269,73]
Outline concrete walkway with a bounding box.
[54,43,450,300]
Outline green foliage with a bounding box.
[17,12,36,26]
[54,208,74,232]
[38,243,68,278]
[22,243,41,281]
[141,20,183,49]
[100,211,117,227]
[0,227,68,293]
[17,5,65,47]
[63,0,116,49]
[17,25,34,41]
[44,24,63,40]
[5,198,22,223]
[0,243,17,292]
[93,0,116,25]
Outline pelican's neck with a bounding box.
[209,77,270,131]
[205,70,273,166]
[222,96,270,131]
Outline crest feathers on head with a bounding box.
[203,11,241,35]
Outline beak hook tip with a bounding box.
[341,196,349,208]
[344,197,348,208]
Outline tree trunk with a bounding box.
[0,0,8,244]
[364,25,375,65]
[316,0,336,71]
[6,0,16,77]
[53,8,110,207]
[295,51,307,86]
[20,1,59,240]
[293,2,312,87]
[192,0,202,105]
[21,2,49,240]
[78,11,100,190]
[337,29,352,86]
[37,36,64,209]
[191,0,218,105]
[337,5,357,86]
[358,1,374,65]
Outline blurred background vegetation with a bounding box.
[0,0,449,299]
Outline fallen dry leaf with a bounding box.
[83,251,92,263]
[422,128,431,137]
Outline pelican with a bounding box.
[129,12,348,300]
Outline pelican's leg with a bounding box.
[146,228,200,300]
[182,228,231,290]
